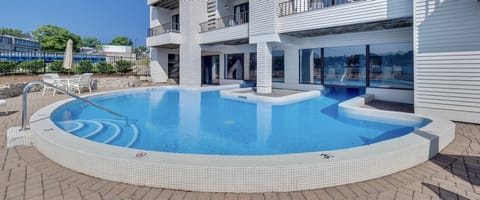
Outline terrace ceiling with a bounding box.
[152,0,179,10]
[284,17,413,38]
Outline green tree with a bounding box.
[135,46,148,54]
[81,37,103,50]
[109,36,133,46]
[0,28,30,38]
[32,25,81,52]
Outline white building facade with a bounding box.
[147,0,480,124]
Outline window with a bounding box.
[248,53,257,81]
[234,3,249,24]
[323,45,366,87]
[171,14,180,32]
[369,43,413,89]
[272,50,285,83]
[299,48,322,84]
[225,53,244,80]
[168,54,180,83]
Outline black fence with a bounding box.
[0,51,150,76]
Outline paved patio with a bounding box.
[0,88,479,200]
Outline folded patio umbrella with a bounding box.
[63,39,73,76]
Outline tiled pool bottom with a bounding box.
[29,86,455,193]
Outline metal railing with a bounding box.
[279,0,364,16]
[200,11,249,32]
[148,23,180,36]
[21,80,130,131]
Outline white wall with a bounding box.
[249,0,277,37]
[150,7,175,28]
[150,48,169,82]
[146,33,181,47]
[102,45,133,53]
[414,0,480,124]
[366,88,414,104]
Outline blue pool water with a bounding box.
[51,88,429,155]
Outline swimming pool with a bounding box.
[51,87,428,155]
[29,86,455,192]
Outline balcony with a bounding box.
[198,11,249,45]
[146,23,181,48]
[277,0,413,36]
[279,0,365,16]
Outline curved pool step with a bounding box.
[96,120,121,144]
[80,120,104,139]
[57,119,139,148]
[98,119,139,148]
[57,121,84,132]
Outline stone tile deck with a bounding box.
[0,88,479,200]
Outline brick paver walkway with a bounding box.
[0,88,479,200]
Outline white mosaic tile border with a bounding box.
[29,88,455,193]
[220,88,321,105]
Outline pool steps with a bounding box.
[57,119,139,148]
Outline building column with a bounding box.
[256,42,272,93]
[150,47,169,82]
[179,0,205,87]
[244,53,250,80]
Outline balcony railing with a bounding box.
[279,0,364,16]
[200,11,249,33]
[147,23,180,36]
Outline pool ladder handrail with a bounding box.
[21,80,130,131]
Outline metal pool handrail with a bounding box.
[21,80,129,131]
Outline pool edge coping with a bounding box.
[29,86,456,192]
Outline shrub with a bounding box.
[19,59,44,73]
[48,60,66,73]
[115,60,132,73]
[0,60,17,74]
[96,62,114,74]
[75,60,93,74]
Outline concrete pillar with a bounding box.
[256,42,272,93]
[244,53,250,80]
[150,47,169,82]
[283,45,299,84]
[219,53,225,80]
[179,0,206,87]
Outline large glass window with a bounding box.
[272,50,285,83]
[299,48,322,84]
[369,43,413,89]
[323,45,366,87]
[248,53,257,81]
[168,54,180,83]
[225,53,244,80]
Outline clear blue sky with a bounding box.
[0,0,149,46]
